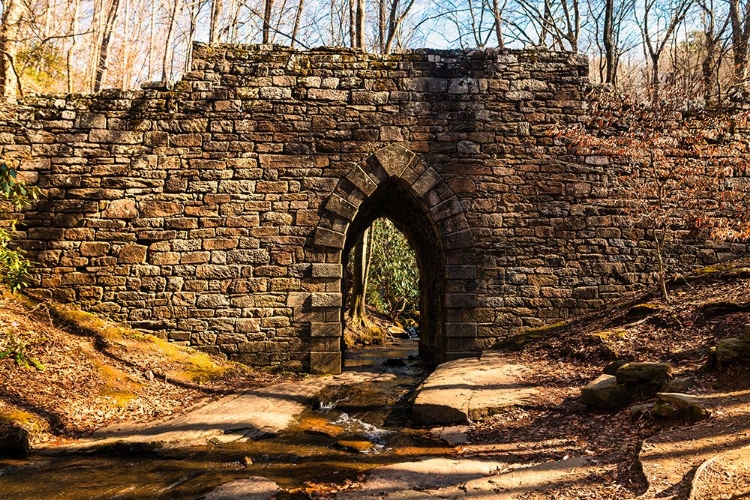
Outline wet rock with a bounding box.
[429,425,471,445]
[0,423,29,457]
[335,439,376,453]
[581,374,630,410]
[383,358,405,367]
[301,415,344,437]
[652,393,710,423]
[715,338,750,366]
[387,326,408,338]
[205,477,281,500]
[615,362,671,387]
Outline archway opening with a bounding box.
[340,177,446,367]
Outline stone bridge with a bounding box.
[1,44,745,374]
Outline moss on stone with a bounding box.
[494,321,567,350]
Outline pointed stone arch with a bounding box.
[313,144,475,252]
[307,144,479,374]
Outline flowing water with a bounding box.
[0,340,455,499]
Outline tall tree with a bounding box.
[263,0,274,43]
[93,0,122,92]
[348,228,372,327]
[637,0,695,102]
[0,0,25,101]
[729,0,750,88]
[210,0,222,43]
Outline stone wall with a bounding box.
[0,43,747,374]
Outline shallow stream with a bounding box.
[0,340,455,499]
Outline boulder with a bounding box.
[615,362,671,387]
[715,338,750,366]
[0,423,30,457]
[652,392,710,423]
[581,374,630,410]
[603,359,629,375]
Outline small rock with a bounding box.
[603,360,629,375]
[335,439,376,453]
[429,425,471,445]
[652,393,710,423]
[630,403,654,418]
[388,326,408,338]
[742,323,750,341]
[615,362,671,387]
[663,376,696,393]
[581,374,630,410]
[716,338,750,366]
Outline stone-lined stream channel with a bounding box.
[0,340,457,499]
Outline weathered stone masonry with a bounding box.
[1,44,747,374]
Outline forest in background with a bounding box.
[1,0,750,107]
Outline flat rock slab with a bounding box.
[639,389,750,499]
[336,458,507,499]
[412,352,538,425]
[41,370,386,453]
[690,445,750,500]
[337,456,596,499]
[205,477,281,500]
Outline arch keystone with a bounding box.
[373,144,416,178]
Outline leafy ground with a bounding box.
[461,263,750,499]
[0,293,288,447]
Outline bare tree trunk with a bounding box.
[0,0,25,102]
[162,0,179,82]
[378,0,386,52]
[356,0,365,49]
[291,0,306,46]
[263,0,274,43]
[67,0,81,93]
[148,0,156,79]
[210,0,222,43]
[603,0,615,84]
[348,228,372,327]
[93,0,121,92]
[384,0,416,54]
[491,0,505,48]
[349,0,355,47]
[730,0,750,88]
[122,0,131,89]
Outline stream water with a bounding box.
[0,340,455,499]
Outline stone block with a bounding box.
[310,322,342,337]
[445,323,477,338]
[310,293,342,308]
[374,144,415,178]
[310,352,342,375]
[314,227,345,249]
[345,166,378,196]
[102,199,138,219]
[118,244,147,264]
[445,293,477,308]
[325,194,358,221]
[311,264,342,279]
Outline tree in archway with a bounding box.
[347,227,372,327]
[367,218,419,321]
